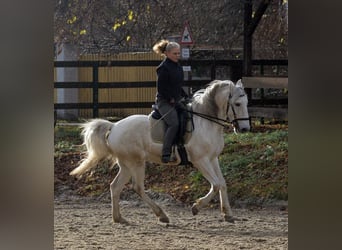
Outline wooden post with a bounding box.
[230,64,243,82]
[211,58,216,80]
[92,63,99,118]
[243,0,271,124]
[244,0,253,100]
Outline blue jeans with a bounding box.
[157,99,179,156]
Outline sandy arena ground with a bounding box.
[54,189,288,250]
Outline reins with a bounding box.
[185,109,231,128]
[182,108,250,128]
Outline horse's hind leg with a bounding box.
[131,164,170,223]
[110,164,131,224]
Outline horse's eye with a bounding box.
[235,103,241,107]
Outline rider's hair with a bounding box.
[153,40,180,55]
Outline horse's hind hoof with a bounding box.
[225,215,235,223]
[113,217,129,224]
[191,204,199,215]
[159,216,170,224]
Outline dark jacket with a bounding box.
[156,58,184,103]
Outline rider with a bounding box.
[153,39,187,163]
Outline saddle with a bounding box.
[148,103,194,165]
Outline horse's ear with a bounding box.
[236,79,244,88]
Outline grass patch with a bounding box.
[219,130,288,203]
[54,125,83,157]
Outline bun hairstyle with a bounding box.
[153,39,180,56]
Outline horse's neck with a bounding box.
[193,98,216,117]
[192,102,225,132]
[193,97,227,121]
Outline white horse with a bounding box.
[70,79,250,224]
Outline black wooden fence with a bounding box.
[54,59,287,119]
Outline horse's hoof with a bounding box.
[113,218,129,224]
[225,215,235,223]
[159,216,170,224]
[191,204,199,215]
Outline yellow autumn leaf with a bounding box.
[126,36,131,41]
[128,10,134,21]
[67,16,77,24]
[113,23,121,31]
[122,20,126,25]
[80,29,86,35]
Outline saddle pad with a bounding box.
[148,114,166,143]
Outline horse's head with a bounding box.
[193,80,250,133]
[227,79,250,133]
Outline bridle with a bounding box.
[228,93,251,131]
[184,91,250,130]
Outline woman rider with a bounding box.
[153,40,186,163]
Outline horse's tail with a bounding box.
[70,119,114,177]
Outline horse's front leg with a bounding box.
[192,157,235,223]
[211,157,235,223]
[191,158,221,216]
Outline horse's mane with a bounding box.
[193,80,231,116]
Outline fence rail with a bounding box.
[54,59,287,120]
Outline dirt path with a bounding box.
[54,189,288,250]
